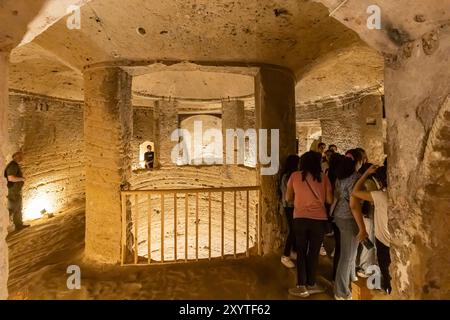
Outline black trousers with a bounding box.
[283,207,296,256]
[294,218,326,286]
[332,222,341,281]
[376,238,392,293]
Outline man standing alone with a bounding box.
[4,151,29,232]
[144,145,155,169]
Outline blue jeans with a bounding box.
[334,217,359,298]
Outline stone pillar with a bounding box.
[358,95,385,164]
[386,26,450,299]
[222,100,245,130]
[222,100,245,164]
[255,67,296,254]
[84,68,132,263]
[155,99,178,167]
[0,51,9,299]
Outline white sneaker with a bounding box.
[334,294,352,300]
[325,230,334,237]
[289,286,310,298]
[320,245,327,256]
[281,256,295,269]
[351,275,358,282]
[307,284,325,294]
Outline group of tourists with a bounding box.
[280,144,391,300]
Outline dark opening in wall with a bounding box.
[136,27,146,36]
[366,117,377,125]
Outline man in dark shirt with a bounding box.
[144,145,154,169]
[4,151,29,231]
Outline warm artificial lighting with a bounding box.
[24,194,55,221]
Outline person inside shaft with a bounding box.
[144,145,155,169]
[4,151,29,232]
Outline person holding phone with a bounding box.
[352,160,392,294]
[332,149,367,300]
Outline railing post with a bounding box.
[246,190,249,257]
[161,193,165,263]
[134,194,139,264]
[148,194,152,264]
[208,192,211,261]
[195,192,199,261]
[234,191,237,258]
[185,193,188,262]
[258,188,262,256]
[174,192,177,262]
[121,193,127,265]
[221,191,225,259]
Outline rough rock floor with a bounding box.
[6,206,386,300]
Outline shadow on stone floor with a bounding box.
[8,207,339,300]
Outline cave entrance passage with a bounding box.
[120,186,261,266]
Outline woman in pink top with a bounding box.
[286,151,333,298]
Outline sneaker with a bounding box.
[325,230,334,237]
[307,284,325,294]
[289,286,310,298]
[334,294,352,300]
[351,275,358,282]
[290,251,297,261]
[281,256,295,269]
[320,245,327,256]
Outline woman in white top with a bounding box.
[352,161,391,294]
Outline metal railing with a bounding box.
[120,186,261,266]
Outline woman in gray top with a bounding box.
[332,150,368,300]
[279,154,300,269]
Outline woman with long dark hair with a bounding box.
[332,149,367,300]
[286,151,333,298]
[279,154,300,268]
